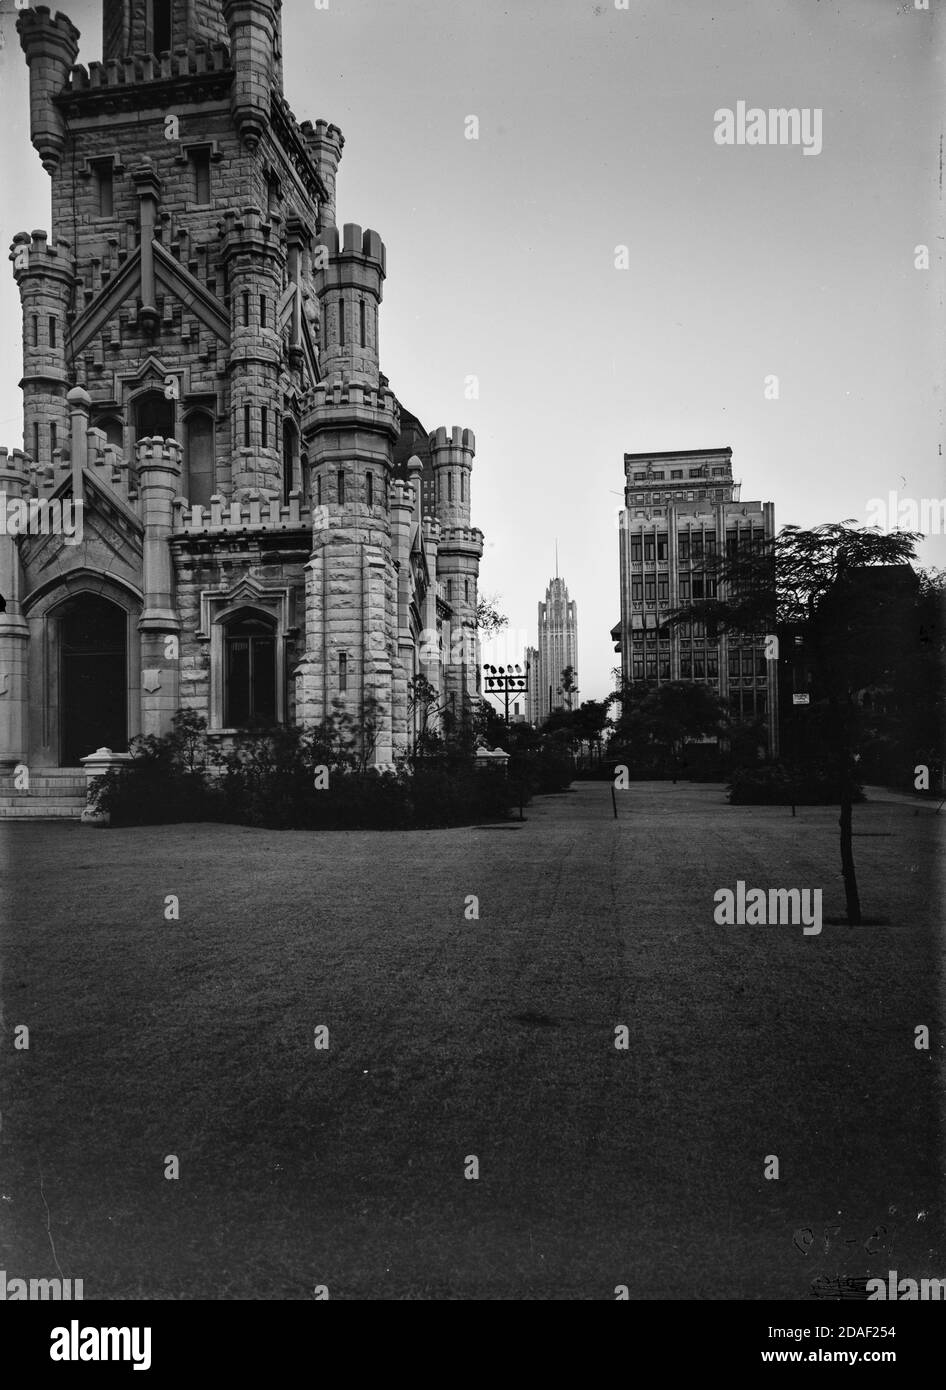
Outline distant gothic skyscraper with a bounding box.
[536,576,578,721]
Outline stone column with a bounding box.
[137,436,182,739]
[0,449,32,770]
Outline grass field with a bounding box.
[0,782,942,1299]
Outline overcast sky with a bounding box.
[0,0,942,702]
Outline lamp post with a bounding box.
[483,662,530,728]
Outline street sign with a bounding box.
[792,693,810,705]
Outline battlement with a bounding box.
[217,206,283,260]
[300,119,345,160]
[437,525,485,554]
[173,490,311,536]
[316,224,386,274]
[63,41,233,92]
[309,379,400,426]
[389,479,414,511]
[17,6,80,56]
[428,425,476,458]
[0,448,34,493]
[10,230,76,282]
[135,435,183,472]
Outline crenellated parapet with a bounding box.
[10,229,76,294]
[17,6,80,174]
[0,448,35,501]
[437,524,485,559]
[64,40,233,92]
[307,379,400,439]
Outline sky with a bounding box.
[0,0,942,702]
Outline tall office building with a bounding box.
[537,577,578,721]
[523,645,540,725]
[612,448,778,752]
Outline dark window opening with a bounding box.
[243,404,251,448]
[359,300,366,347]
[261,406,268,448]
[339,651,348,693]
[366,471,374,507]
[133,390,173,442]
[50,423,58,454]
[282,419,297,505]
[337,470,345,505]
[260,295,267,329]
[185,410,215,508]
[242,292,250,328]
[225,611,277,727]
[30,315,38,347]
[94,159,114,217]
[190,148,211,204]
[32,422,40,462]
[151,0,172,54]
[338,299,345,347]
[49,317,57,349]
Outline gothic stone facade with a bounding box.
[0,0,483,777]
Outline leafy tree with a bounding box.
[475,593,509,637]
[611,679,727,774]
[407,673,442,755]
[665,521,922,925]
[558,664,579,712]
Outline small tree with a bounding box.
[665,521,922,925]
[558,664,579,712]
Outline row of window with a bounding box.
[631,466,729,481]
[628,530,768,563]
[630,573,718,602]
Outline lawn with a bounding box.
[0,782,942,1299]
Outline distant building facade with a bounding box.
[523,645,540,725]
[537,577,578,721]
[613,447,778,752]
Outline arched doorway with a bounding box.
[59,594,128,765]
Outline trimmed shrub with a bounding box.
[727,763,865,806]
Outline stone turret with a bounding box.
[313,223,386,386]
[428,426,483,715]
[17,6,80,175]
[300,120,345,228]
[10,232,76,471]
[218,206,286,498]
[222,0,283,151]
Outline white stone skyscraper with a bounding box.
[537,576,578,721]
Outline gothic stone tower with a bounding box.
[1,0,482,782]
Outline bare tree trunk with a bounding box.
[835,709,862,925]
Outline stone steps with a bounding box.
[0,770,88,820]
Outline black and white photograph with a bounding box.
[0,0,943,1351]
